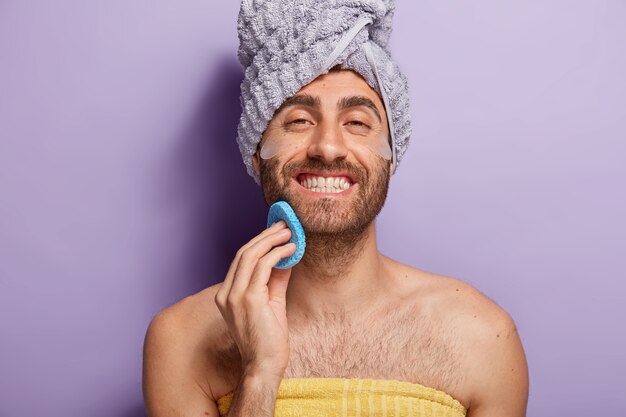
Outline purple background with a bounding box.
[1,1,624,416]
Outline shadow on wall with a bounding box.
[133,56,267,417]
[172,55,267,294]
[121,404,146,417]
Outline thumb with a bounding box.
[267,268,292,305]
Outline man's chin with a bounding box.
[281,190,365,232]
[297,209,370,237]
[301,221,368,237]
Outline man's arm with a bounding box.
[143,307,219,417]
[466,311,529,417]
[143,221,296,417]
[143,301,283,417]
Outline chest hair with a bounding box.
[212,305,464,393]
[284,305,463,392]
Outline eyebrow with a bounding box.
[338,95,382,123]
[276,94,321,113]
[276,94,383,123]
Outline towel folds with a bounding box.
[217,377,467,416]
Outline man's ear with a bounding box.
[252,152,261,178]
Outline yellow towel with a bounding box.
[217,377,467,416]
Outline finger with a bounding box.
[267,267,293,305]
[228,227,292,298]
[216,221,287,306]
[214,220,287,293]
[248,242,297,291]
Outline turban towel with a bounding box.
[236,0,412,184]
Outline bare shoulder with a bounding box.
[395,262,528,416]
[147,283,226,345]
[388,259,507,322]
[143,283,230,417]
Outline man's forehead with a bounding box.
[298,69,378,97]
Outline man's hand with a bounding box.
[143,221,297,417]
[214,220,296,385]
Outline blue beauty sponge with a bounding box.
[267,201,306,269]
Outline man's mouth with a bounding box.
[295,172,355,194]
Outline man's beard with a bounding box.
[259,155,390,279]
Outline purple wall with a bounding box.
[1,1,624,416]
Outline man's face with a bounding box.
[256,69,392,236]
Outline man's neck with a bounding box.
[286,221,390,319]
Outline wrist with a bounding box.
[241,368,283,391]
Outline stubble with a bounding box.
[259,156,390,279]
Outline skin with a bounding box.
[142,70,529,417]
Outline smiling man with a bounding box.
[257,70,393,277]
[142,1,529,416]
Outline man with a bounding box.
[143,1,529,416]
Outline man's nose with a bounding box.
[306,122,349,162]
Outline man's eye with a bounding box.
[289,119,311,125]
[348,120,368,128]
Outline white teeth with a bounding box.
[300,175,352,193]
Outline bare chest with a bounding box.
[212,307,466,399]
[284,309,463,393]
